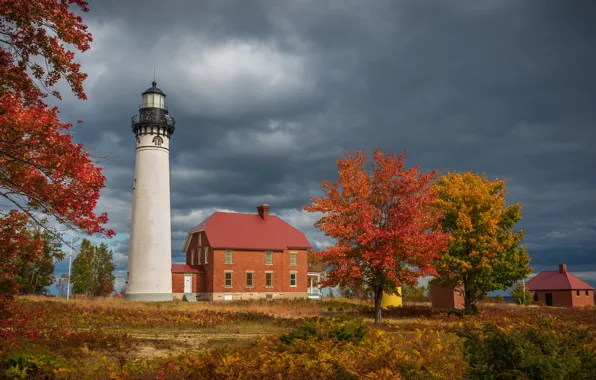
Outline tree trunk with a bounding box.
[463,281,472,311]
[374,285,384,324]
[464,293,472,311]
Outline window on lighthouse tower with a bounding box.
[152,136,163,147]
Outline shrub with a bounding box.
[280,318,367,345]
[3,353,61,379]
[459,318,596,379]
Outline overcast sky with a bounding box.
[50,0,596,291]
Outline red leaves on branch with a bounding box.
[0,93,114,237]
[0,0,113,237]
[0,0,113,305]
[304,149,449,322]
[0,0,92,104]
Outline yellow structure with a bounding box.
[381,287,403,309]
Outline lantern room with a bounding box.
[141,80,166,109]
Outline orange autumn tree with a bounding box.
[430,171,532,311]
[0,0,114,308]
[303,149,449,323]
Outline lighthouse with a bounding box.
[125,81,175,301]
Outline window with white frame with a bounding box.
[225,249,233,264]
[246,272,254,288]
[290,272,297,287]
[290,252,297,266]
[190,249,195,265]
[198,233,202,246]
[204,247,208,264]
[197,248,201,264]
[225,272,232,288]
[265,251,273,265]
[265,272,273,288]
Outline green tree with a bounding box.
[510,282,532,305]
[71,239,116,296]
[431,171,532,311]
[91,243,116,296]
[402,283,427,302]
[70,239,94,295]
[15,226,64,294]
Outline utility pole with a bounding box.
[522,279,526,304]
[66,232,73,300]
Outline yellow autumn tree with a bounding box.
[431,171,532,310]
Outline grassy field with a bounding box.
[1,296,595,379]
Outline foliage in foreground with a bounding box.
[460,318,596,379]
[2,300,596,379]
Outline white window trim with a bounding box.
[204,247,209,264]
[224,271,233,288]
[265,250,273,265]
[191,249,195,265]
[265,271,273,288]
[290,271,297,287]
[225,249,233,264]
[290,251,297,266]
[198,233,202,246]
[246,271,254,288]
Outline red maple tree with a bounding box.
[0,0,114,307]
[303,149,449,323]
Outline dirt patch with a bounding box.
[128,331,272,358]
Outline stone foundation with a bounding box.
[174,292,308,301]
[125,293,173,302]
[197,292,307,301]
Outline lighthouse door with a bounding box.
[184,275,192,293]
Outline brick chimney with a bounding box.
[257,204,270,219]
[559,264,567,273]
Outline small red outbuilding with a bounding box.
[526,264,594,307]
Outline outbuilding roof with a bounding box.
[526,268,594,291]
[183,209,311,251]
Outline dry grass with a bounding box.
[19,295,371,318]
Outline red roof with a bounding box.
[187,211,311,250]
[526,271,594,291]
[171,264,204,273]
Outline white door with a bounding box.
[184,275,192,293]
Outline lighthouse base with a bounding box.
[124,293,173,302]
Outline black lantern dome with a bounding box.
[142,80,166,97]
[131,81,175,137]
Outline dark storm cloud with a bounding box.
[52,0,596,286]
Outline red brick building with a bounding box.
[526,264,594,307]
[172,204,312,301]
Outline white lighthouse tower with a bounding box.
[125,81,175,301]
